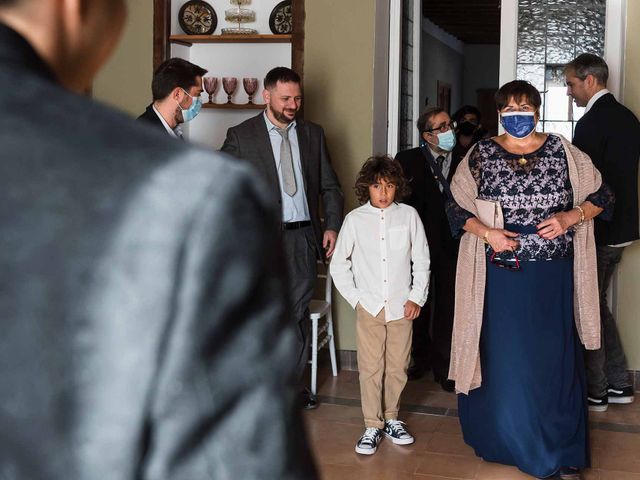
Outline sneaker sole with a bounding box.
[608,396,634,404]
[588,404,608,412]
[355,445,377,455]
[383,431,415,445]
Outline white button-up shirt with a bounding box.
[330,202,430,321]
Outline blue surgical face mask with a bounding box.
[436,129,456,151]
[500,111,536,139]
[177,89,202,122]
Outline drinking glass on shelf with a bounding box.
[222,77,238,104]
[203,77,218,104]
[242,77,258,104]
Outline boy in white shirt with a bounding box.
[331,156,430,455]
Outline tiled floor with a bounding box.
[304,368,640,480]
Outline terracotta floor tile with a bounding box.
[582,469,601,480]
[304,403,364,426]
[306,367,640,480]
[414,452,480,478]
[598,470,640,480]
[424,432,476,457]
[412,475,460,480]
[474,461,537,479]
[593,451,640,474]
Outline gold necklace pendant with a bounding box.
[518,156,528,166]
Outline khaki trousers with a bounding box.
[356,304,413,429]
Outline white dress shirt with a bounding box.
[330,202,430,321]
[584,88,609,114]
[263,112,310,223]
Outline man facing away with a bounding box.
[395,107,462,392]
[137,57,206,139]
[221,67,344,409]
[565,53,639,412]
[0,0,316,478]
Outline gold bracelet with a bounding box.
[574,205,585,226]
[483,230,490,243]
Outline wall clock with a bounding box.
[179,1,217,35]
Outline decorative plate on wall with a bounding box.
[269,0,293,35]
[179,0,218,35]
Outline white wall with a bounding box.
[420,19,464,113]
[462,44,500,106]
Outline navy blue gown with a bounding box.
[448,136,614,478]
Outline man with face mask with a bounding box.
[452,105,489,160]
[395,107,460,392]
[137,57,207,140]
[221,66,344,410]
[0,0,316,478]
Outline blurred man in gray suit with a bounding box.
[221,67,344,409]
[0,1,315,479]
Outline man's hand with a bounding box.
[323,229,338,257]
[404,301,421,321]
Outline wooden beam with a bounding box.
[153,0,171,71]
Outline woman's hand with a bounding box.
[537,210,580,240]
[486,229,520,253]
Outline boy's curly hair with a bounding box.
[354,155,410,205]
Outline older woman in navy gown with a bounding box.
[446,80,614,480]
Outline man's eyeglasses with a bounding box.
[424,120,457,134]
[490,249,521,271]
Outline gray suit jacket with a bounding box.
[221,113,344,257]
[0,23,316,480]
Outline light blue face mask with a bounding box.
[436,129,456,151]
[500,111,536,138]
[177,89,202,122]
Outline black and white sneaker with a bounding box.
[355,428,382,455]
[587,393,608,412]
[383,419,415,445]
[607,385,635,404]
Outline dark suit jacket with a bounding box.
[0,24,315,480]
[396,147,462,260]
[573,93,640,245]
[221,113,344,258]
[136,104,167,132]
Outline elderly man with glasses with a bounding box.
[395,107,461,392]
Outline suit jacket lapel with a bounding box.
[295,119,310,192]
[251,113,281,193]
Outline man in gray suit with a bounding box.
[0,1,315,479]
[221,67,344,409]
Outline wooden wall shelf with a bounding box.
[170,34,292,46]
[203,103,265,110]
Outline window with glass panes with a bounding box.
[516,0,606,139]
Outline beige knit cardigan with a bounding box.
[449,134,603,395]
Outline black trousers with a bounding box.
[411,255,457,379]
[282,226,317,384]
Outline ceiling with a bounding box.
[422,0,501,45]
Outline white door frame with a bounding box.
[387,1,402,155]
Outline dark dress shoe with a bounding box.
[556,467,582,479]
[301,390,318,410]
[434,373,455,392]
